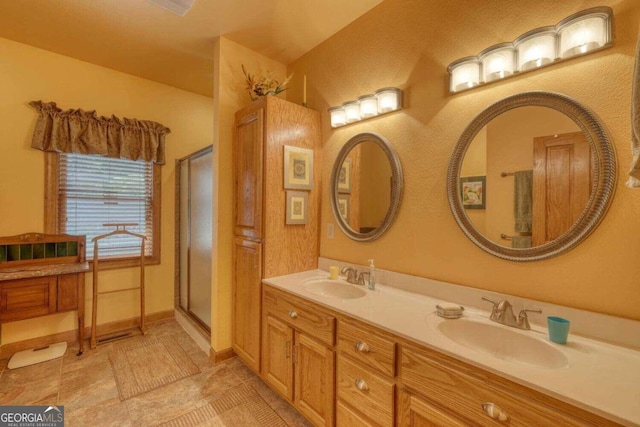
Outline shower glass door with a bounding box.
[178,146,212,330]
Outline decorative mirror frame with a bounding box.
[330,132,404,242]
[447,92,617,262]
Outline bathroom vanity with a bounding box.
[261,270,639,427]
[0,233,88,354]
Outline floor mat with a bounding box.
[109,336,200,400]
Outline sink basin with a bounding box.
[431,317,568,369]
[303,279,366,299]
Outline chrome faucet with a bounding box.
[357,272,370,287]
[340,267,359,284]
[482,297,542,330]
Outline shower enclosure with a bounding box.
[176,146,212,331]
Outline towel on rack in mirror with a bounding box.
[511,236,532,248]
[514,170,533,233]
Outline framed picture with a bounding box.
[284,145,313,190]
[337,194,349,222]
[286,191,308,225]
[460,176,486,209]
[338,158,352,193]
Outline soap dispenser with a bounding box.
[367,259,376,290]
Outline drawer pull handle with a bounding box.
[354,341,370,353]
[288,309,298,319]
[354,378,369,391]
[481,403,509,422]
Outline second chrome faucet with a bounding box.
[340,266,376,290]
[482,297,542,330]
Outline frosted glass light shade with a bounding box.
[449,60,480,92]
[357,95,378,118]
[375,88,402,114]
[329,107,346,128]
[446,7,612,94]
[343,101,361,123]
[516,30,557,71]
[480,46,516,82]
[560,15,609,58]
[328,88,403,128]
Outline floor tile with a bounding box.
[2,318,311,426]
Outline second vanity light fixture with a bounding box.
[447,7,613,93]
[328,87,403,128]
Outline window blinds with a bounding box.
[58,153,153,260]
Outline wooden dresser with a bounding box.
[0,233,89,354]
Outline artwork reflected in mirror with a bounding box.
[460,106,591,249]
[330,132,403,242]
[339,141,392,234]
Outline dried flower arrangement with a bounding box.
[242,64,293,101]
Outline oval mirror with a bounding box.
[330,132,403,241]
[447,92,616,261]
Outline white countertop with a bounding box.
[263,269,640,427]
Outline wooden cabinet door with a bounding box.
[294,331,335,427]
[0,277,56,322]
[57,274,78,312]
[232,238,262,372]
[262,315,294,400]
[533,131,591,245]
[234,108,264,240]
[397,389,467,427]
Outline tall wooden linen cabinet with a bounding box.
[232,96,320,372]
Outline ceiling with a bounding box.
[0,0,383,97]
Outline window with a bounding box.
[45,153,161,269]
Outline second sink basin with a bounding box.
[303,279,366,299]
[430,316,569,369]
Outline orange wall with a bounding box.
[287,0,640,320]
[0,37,213,344]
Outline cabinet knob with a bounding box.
[481,403,509,422]
[354,378,369,391]
[354,341,370,353]
[288,309,298,319]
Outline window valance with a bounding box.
[29,101,170,165]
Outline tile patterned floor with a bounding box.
[0,319,311,427]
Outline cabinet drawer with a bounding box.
[336,400,376,427]
[263,286,335,346]
[337,318,395,377]
[399,344,616,427]
[337,355,394,427]
[0,277,56,322]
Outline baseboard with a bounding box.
[210,347,235,365]
[0,309,174,358]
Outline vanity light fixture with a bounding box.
[447,6,612,93]
[329,87,403,128]
[515,27,557,72]
[480,44,516,83]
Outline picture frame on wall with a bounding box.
[286,191,309,225]
[337,194,349,222]
[460,176,486,209]
[284,145,313,190]
[338,158,352,193]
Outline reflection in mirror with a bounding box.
[331,132,403,242]
[447,92,616,262]
[461,106,589,248]
[339,141,392,233]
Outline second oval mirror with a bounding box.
[447,92,616,261]
[330,132,403,241]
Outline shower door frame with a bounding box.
[175,145,213,333]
